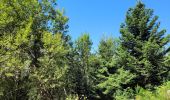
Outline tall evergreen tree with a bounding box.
[119,1,170,88]
[96,37,135,99]
[70,33,93,99]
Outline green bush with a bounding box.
[136,81,170,100]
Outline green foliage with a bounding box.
[65,94,79,100]
[0,0,70,99]
[136,81,170,100]
[114,87,135,100]
[0,12,33,99]
[70,33,93,98]
[0,0,169,100]
[97,68,135,95]
[98,37,119,61]
[119,2,170,88]
[28,33,69,100]
[95,37,135,99]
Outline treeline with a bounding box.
[0,0,170,100]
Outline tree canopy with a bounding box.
[0,1,169,100]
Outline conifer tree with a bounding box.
[96,37,135,99]
[119,1,170,88]
[71,33,93,99]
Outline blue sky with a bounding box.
[58,0,170,51]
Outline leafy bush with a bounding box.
[114,87,135,100]
[136,81,170,100]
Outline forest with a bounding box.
[0,0,170,100]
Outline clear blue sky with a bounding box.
[58,0,170,51]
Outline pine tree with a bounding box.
[98,37,118,61]
[119,1,170,88]
[71,33,93,99]
[164,53,170,80]
[96,37,135,99]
